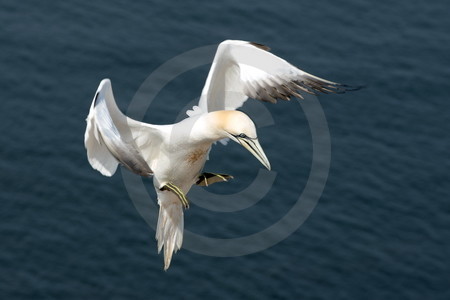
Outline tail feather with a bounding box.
[156,198,184,270]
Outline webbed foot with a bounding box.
[196,173,233,187]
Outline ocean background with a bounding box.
[1,0,449,299]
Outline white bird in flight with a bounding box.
[84,40,359,270]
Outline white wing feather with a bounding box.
[84,92,119,176]
[84,79,163,177]
[193,40,359,114]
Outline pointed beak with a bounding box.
[237,137,271,170]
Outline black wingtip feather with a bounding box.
[249,42,271,51]
[341,84,365,91]
[94,92,100,105]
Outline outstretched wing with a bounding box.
[188,40,360,115]
[84,79,163,177]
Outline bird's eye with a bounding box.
[238,133,247,138]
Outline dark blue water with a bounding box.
[1,0,449,299]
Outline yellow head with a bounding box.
[209,110,271,170]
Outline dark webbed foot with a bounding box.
[160,182,189,209]
[196,173,233,187]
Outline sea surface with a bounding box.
[1,0,449,299]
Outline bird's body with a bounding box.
[85,40,360,269]
[150,116,209,189]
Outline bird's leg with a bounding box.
[196,173,233,187]
[160,183,189,209]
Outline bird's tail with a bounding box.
[156,196,184,270]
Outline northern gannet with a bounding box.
[84,40,360,270]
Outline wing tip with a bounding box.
[99,78,111,88]
[340,84,365,91]
[249,42,271,52]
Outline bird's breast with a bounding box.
[152,145,210,192]
[186,148,208,165]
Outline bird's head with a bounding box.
[210,110,271,170]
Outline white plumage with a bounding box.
[84,40,359,270]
